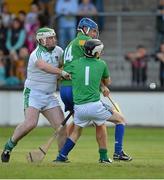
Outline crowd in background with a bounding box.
[0,0,164,88]
[124,0,164,87]
[0,0,103,87]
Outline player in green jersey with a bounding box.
[60,18,110,162]
[60,17,131,162]
[60,17,100,111]
[55,39,132,163]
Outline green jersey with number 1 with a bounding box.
[61,32,91,86]
[71,57,110,105]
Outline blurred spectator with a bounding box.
[1,2,12,28]
[37,0,56,27]
[78,0,97,17]
[0,15,8,55]
[155,0,164,52]
[30,1,50,26]
[0,50,6,86]
[0,0,3,13]
[25,17,40,53]
[125,45,148,87]
[38,0,52,16]
[156,43,164,87]
[55,0,78,49]
[5,75,20,86]
[78,0,98,32]
[15,47,29,83]
[25,3,40,53]
[18,10,26,27]
[93,0,104,32]
[0,49,20,87]
[5,18,26,81]
[8,50,18,77]
[5,50,20,86]
[6,18,26,53]
[25,3,40,32]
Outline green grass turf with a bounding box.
[0,126,164,179]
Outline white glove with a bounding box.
[61,70,71,79]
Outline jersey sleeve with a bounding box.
[56,46,64,66]
[31,50,40,63]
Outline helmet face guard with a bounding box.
[77,18,99,38]
[36,27,56,47]
[84,39,104,58]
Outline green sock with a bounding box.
[4,138,17,152]
[99,149,108,160]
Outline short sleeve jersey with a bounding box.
[61,32,91,86]
[71,57,110,105]
[25,44,63,93]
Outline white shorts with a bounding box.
[23,87,60,111]
[74,100,113,127]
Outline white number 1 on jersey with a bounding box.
[85,66,90,86]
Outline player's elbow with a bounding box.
[103,78,112,86]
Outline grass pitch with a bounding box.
[0,126,164,179]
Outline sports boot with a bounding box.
[1,150,11,163]
[99,158,112,164]
[113,151,132,161]
[53,154,70,163]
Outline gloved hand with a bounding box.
[61,70,71,80]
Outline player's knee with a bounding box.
[96,125,106,139]
[66,123,74,136]
[25,121,37,131]
[116,115,126,125]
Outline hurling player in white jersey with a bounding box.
[1,27,71,163]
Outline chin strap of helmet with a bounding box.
[85,27,90,35]
[79,27,90,36]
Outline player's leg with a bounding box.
[42,106,67,151]
[66,120,74,136]
[1,88,49,163]
[54,124,83,162]
[96,125,108,149]
[54,102,92,163]
[91,101,113,163]
[1,107,40,162]
[76,101,112,164]
[107,111,132,161]
[59,85,74,136]
[95,125,111,163]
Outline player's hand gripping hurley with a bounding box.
[26,111,73,163]
[107,95,121,113]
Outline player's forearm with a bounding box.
[36,60,62,75]
[100,80,111,97]
[43,64,62,75]
[101,77,112,87]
